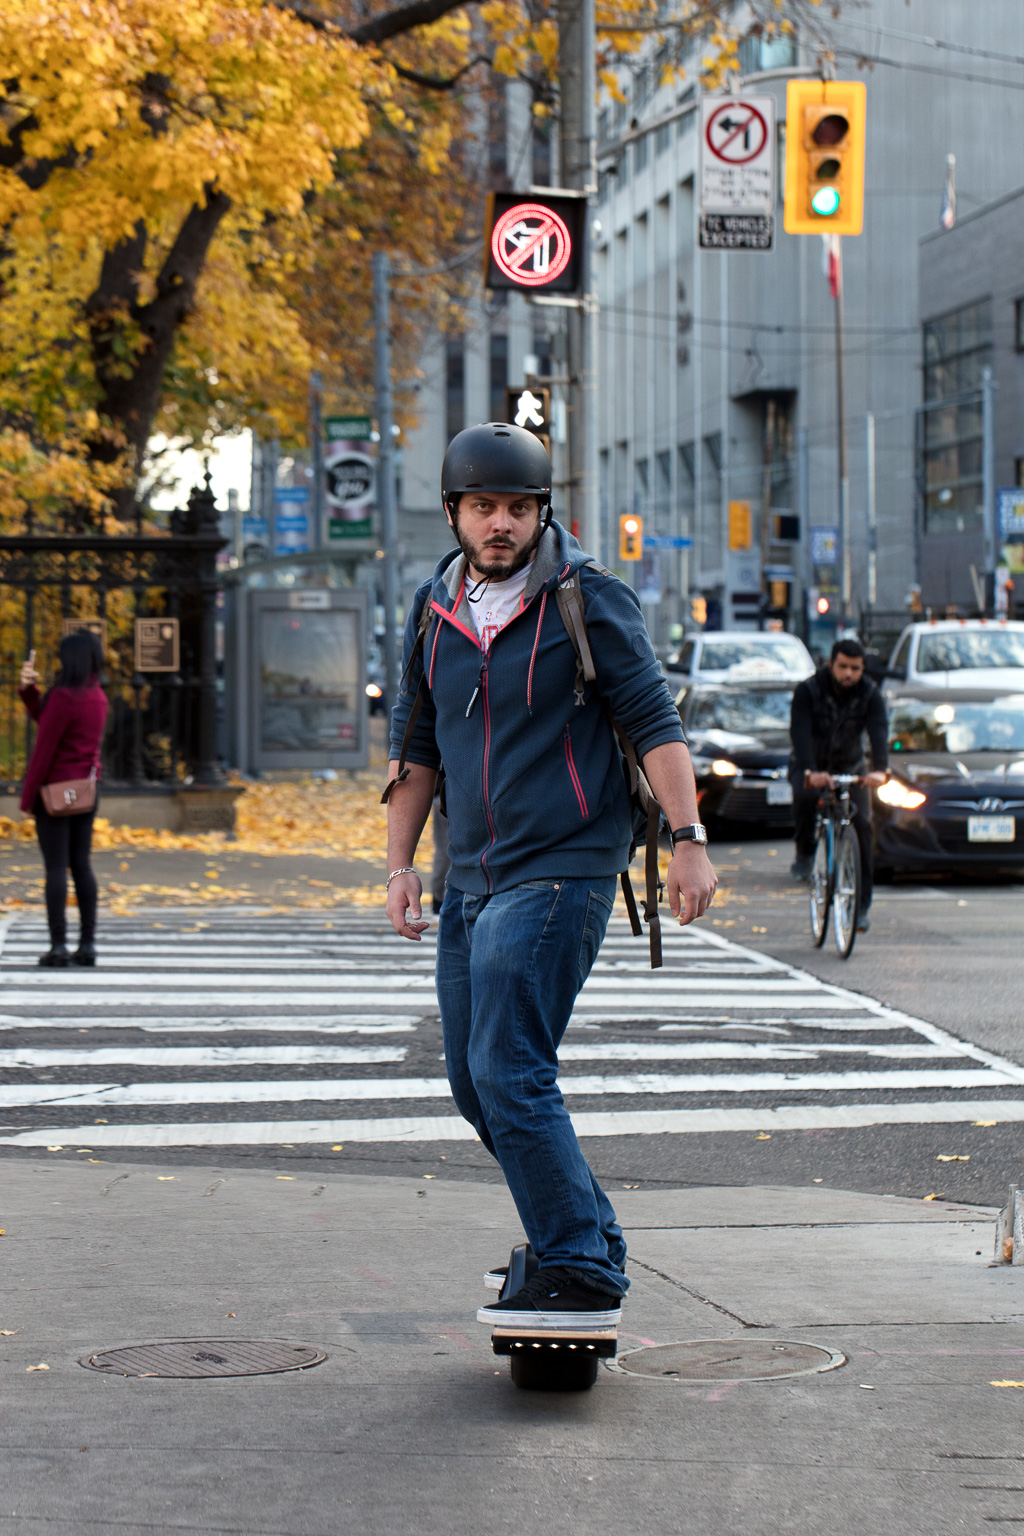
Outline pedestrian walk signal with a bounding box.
[619,514,643,562]
[784,80,866,236]
[504,386,550,456]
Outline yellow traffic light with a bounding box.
[619,514,643,562]
[728,501,751,551]
[784,80,866,236]
[690,595,707,626]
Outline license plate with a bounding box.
[766,780,794,806]
[967,815,1015,843]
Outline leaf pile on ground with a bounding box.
[0,776,430,866]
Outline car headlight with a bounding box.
[876,778,926,810]
[711,759,740,778]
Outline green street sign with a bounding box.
[328,516,373,540]
[325,415,373,442]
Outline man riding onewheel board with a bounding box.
[383,422,717,1384]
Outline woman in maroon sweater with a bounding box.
[19,631,108,967]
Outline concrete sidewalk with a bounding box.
[2,1160,1022,1535]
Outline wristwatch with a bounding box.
[671,824,708,847]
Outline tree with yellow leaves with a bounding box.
[0,0,826,523]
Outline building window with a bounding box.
[737,30,797,76]
[633,133,648,175]
[489,332,508,423]
[1015,296,1024,351]
[445,338,464,443]
[677,107,695,139]
[921,298,992,534]
[655,121,671,157]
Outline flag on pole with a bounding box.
[941,152,956,229]
[821,234,841,300]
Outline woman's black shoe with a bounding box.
[71,941,96,967]
[38,944,70,968]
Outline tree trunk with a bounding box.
[85,185,232,515]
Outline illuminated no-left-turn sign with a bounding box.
[490,201,573,288]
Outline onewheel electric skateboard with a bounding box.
[480,1243,617,1391]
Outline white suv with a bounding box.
[885,619,1024,691]
[666,630,814,684]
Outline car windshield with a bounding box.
[890,696,1024,754]
[698,638,808,673]
[917,631,1024,673]
[690,689,794,735]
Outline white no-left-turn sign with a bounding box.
[699,94,776,216]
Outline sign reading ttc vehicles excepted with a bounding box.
[699,95,776,251]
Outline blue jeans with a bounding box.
[436,876,628,1297]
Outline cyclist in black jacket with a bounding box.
[789,637,888,930]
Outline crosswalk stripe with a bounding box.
[0,1015,419,1034]
[0,1067,1015,1110]
[6,1098,1024,1146]
[0,1040,962,1069]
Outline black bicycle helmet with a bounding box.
[441,422,553,527]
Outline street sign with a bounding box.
[998,487,1024,539]
[484,192,587,295]
[325,440,374,542]
[61,618,107,649]
[811,525,838,564]
[699,95,775,251]
[642,535,693,550]
[325,415,372,442]
[274,486,309,503]
[699,213,773,250]
[135,618,179,673]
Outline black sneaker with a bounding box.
[477,1267,622,1330]
[790,856,812,881]
[38,944,69,968]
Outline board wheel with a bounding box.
[510,1351,599,1391]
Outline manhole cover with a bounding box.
[81,1340,327,1378]
[614,1339,844,1382]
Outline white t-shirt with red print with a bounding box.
[466,561,534,652]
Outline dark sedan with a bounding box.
[675,680,796,828]
[874,687,1024,875]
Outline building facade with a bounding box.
[919,185,1024,609]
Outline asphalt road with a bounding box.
[1,837,1021,1212]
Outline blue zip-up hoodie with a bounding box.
[389,520,685,895]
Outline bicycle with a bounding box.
[808,773,863,959]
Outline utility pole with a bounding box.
[556,0,598,558]
[309,370,325,548]
[373,252,400,712]
[981,364,996,608]
[833,236,851,624]
[865,411,877,608]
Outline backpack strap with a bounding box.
[380,599,437,806]
[556,573,664,968]
[554,575,596,707]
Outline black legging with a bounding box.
[33,799,99,946]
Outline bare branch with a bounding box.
[270,0,485,47]
[390,53,489,89]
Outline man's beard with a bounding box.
[457,524,542,580]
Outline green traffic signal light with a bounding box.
[811,186,841,216]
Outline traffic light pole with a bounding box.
[373,251,399,715]
[834,236,852,623]
[557,0,599,561]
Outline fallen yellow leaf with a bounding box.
[276,1176,295,1181]
[991,1380,1024,1389]
[936,1155,969,1162]
[974,1120,997,1127]
[923,1193,945,1201]
[332,1145,343,1150]
[0,1329,17,1336]
[26,1363,49,1372]
[755,1132,771,1140]
[46,1145,63,1152]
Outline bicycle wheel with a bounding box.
[832,825,861,959]
[809,825,832,947]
